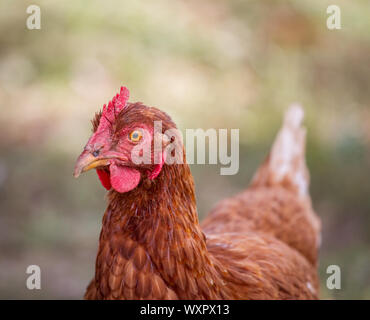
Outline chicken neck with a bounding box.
[93,162,226,298]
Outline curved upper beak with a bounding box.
[73,150,110,178]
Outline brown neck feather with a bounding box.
[105,162,201,246]
[93,162,228,299]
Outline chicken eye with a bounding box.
[129,130,143,142]
[92,150,100,157]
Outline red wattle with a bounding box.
[148,151,166,180]
[109,163,141,193]
[96,169,112,190]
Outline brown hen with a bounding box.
[74,87,321,300]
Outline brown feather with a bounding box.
[82,102,320,300]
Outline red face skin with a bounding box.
[73,87,165,193]
[75,123,165,193]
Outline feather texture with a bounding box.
[79,98,321,300]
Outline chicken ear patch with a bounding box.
[148,150,166,180]
[109,163,141,193]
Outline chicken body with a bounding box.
[203,186,320,299]
[75,89,320,300]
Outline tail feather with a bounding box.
[251,104,309,198]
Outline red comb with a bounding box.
[97,86,130,133]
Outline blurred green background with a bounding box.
[0,0,369,299]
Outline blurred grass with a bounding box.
[0,0,369,299]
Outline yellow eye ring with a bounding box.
[129,130,143,142]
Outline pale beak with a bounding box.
[73,151,110,178]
